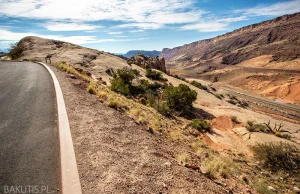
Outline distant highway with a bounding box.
[0,61,59,193]
[224,88,300,118]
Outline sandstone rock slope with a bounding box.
[161,12,300,68]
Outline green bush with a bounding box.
[172,74,187,82]
[110,67,139,96]
[252,143,300,172]
[145,68,165,81]
[111,77,130,96]
[9,42,24,59]
[155,102,171,115]
[163,84,197,114]
[188,119,211,133]
[190,80,208,90]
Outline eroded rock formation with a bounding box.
[127,53,167,73]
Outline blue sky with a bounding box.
[0,0,300,53]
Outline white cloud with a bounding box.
[129,29,145,33]
[108,31,123,35]
[44,22,102,31]
[0,0,204,28]
[218,16,248,23]
[238,0,300,16]
[119,23,163,29]
[0,29,146,48]
[180,21,228,32]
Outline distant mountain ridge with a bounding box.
[123,50,161,58]
[161,12,300,67]
[0,52,7,57]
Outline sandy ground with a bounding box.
[47,64,232,194]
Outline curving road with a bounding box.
[0,61,59,193]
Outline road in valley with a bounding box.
[0,61,59,193]
[224,88,300,119]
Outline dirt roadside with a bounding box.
[47,63,232,193]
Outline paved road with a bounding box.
[0,61,59,193]
[224,88,300,114]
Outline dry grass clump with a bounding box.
[97,91,108,101]
[168,129,183,141]
[108,99,126,110]
[175,153,191,165]
[87,83,97,94]
[252,142,300,172]
[253,178,275,194]
[190,139,210,156]
[204,156,239,179]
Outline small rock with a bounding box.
[70,75,77,79]
[267,186,277,192]
[164,161,171,167]
[184,164,200,171]
[147,127,154,134]
[293,186,300,193]
[162,182,168,189]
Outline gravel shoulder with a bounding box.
[47,64,228,193]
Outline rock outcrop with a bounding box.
[127,53,167,73]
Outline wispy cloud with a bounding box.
[0,29,146,49]
[237,0,300,16]
[43,22,102,31]
[0,0,204,28]
[108,31,123,35]
[118,23,163,29]
[180,21,228,32]
[129,29,145,33]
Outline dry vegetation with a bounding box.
[54,61,300,194]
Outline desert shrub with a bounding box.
[227,100,237,105]
[97,91,108,101]
[145,91,156,106]
[231,116,240,124]
[246,121,271,133]
[163,84,197,114]
[111,77,130,96]
[147,81,163,91]
[155,102,171,115]
[108,99,127,110]
[175,153,191,165]
[252,143,300,172]
[275,133,291,140]
[189,119,211,133]
[110,67,139,96]
[87,83,97,94]
[190,80,208,90]
[205,157,239,179]
[9,42,24,59]
[172,74,187,82]
[212,76,219,82]
[253,178,275,194]
[145,68,165,81]
[214,94,224,100]
[238,100,249,108]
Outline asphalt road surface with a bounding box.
[224,88,300,114]
[0,61,59,193]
